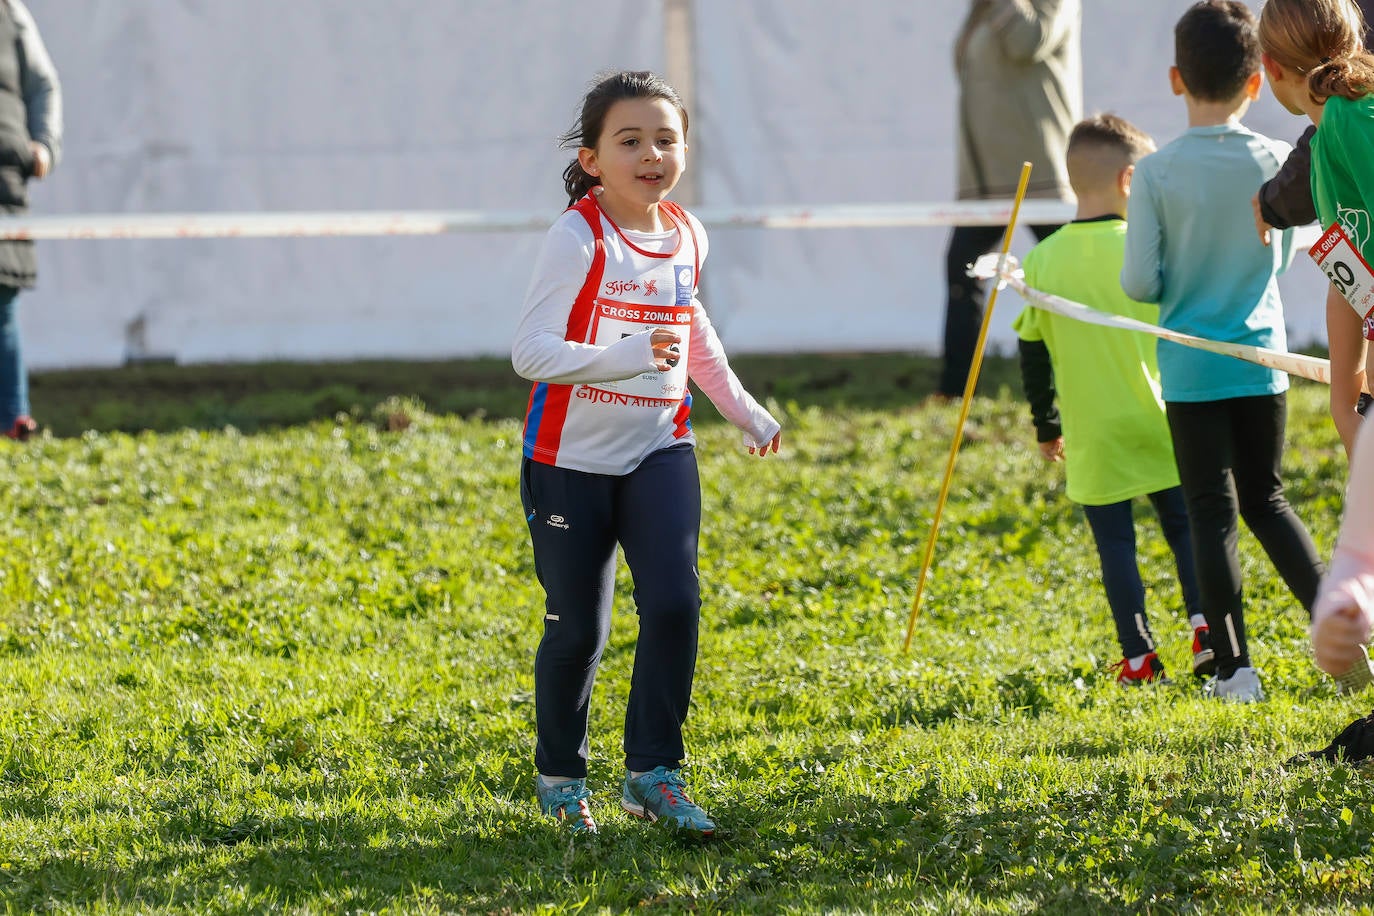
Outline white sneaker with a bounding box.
[1333,645,1374,695]
[1203,666,1264,703]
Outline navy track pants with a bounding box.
[520,443,702,777]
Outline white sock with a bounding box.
[539,774,578,787]
[1190,614,1207,630]
[1129,653,1150,669]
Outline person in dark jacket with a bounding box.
[934,0,1082,402]
[0,0,60,440]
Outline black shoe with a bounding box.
[1287,710,1374,765]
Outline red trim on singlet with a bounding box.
[659,200,701,289]
[522,193,702,465]
[591,193,685,259]
[671,396,692,438]
[524,196,607,463]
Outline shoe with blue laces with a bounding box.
[621,766,715,837]
[535,777,597,835]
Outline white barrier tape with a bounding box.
[970,254,1331,385]
[0,199,1079,241]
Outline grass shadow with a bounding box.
[29,353,1027,438]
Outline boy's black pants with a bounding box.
[520,444,702,778]
[1165,394,1324,678]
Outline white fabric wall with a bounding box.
[23,0,664,367]
[694,0,1329,356]
[22,1,1328,368]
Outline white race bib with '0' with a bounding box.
[1311,222,1374,326]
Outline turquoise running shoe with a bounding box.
[620,766,715,837]
[535,777,598,835]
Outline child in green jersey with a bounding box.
[1260,0,1374,759]
[1015,114,1207,686]
[1260,0,1374,457]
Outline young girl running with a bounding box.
[1260,0,1374,460]
[512,71,781,836]
[1260,0,1374,725]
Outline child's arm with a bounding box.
[985,0,1076,64]
[1120,165,1164,303]
[1255,126,1317,236]
[1017,337,1063,461]
[686,301,781,452]
[511,225,664,386]
[1313,417,1374,675]
[1328,283,1368,458]
[1263,137,1300,276]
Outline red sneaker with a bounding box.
[1112,652,1167,686]
[5,416,35,441]
[1192,626,1216,679]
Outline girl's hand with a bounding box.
[748,430,782,457]
[650,328,681,372]
[1313,603,1371,677]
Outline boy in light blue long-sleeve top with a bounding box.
[1121,0,1324,703]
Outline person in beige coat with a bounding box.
[935,0,1081,400]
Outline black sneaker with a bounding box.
[1287,710,1374,764]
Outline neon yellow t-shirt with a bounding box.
[1012,218,1180,506]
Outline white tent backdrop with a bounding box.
[21,1,1329,368]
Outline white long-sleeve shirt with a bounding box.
[512,193,779,476]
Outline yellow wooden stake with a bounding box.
[904,161,1034,652]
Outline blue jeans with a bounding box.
[1082,486,1201,660]
[0,286,26,426]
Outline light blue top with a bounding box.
[1121,121,1295,403]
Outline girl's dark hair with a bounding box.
[559,70,689,206]
[1259,0,1374,104]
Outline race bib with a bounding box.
[1310,222,1374,338]
[586,300,693,400]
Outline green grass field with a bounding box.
[2,355,1371,913]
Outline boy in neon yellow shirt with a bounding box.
[1014,114,1207,685]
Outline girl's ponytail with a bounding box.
[1309,54,1374,103]
[1260,0,1374,103]
[557,71,689,209]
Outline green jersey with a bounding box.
[1312,93,1374,266]
[1013,219,1180,506]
